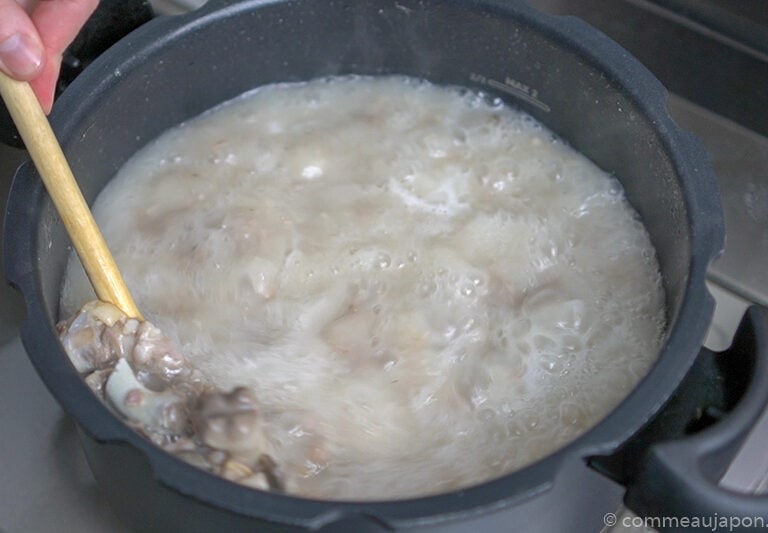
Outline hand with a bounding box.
[0,0,99,113]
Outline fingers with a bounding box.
[31,0,100,54]
[0,0,99,113]
[27,51,59,113]
[31,0,99,112]
[0,0,45,80]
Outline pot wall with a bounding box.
[4,0,723,530]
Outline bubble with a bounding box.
[418,280,437,298]
[522,413,539,430]
[642,248,653,260]
[561,335,583,353]
[375,253,391,269]
[508,420,525,437]
[302,165,324,179]
[539,356,563,374]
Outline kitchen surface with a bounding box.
[1,1,766,531]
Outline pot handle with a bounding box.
[0,0,154,147]
[623,306,768,525]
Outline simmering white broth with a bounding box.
[60,75,665,499]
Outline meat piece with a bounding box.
[105,358,189,435]
[59,301,199,436]
[193,387,272,457]
[192,388,290,491]
[217,455,286,492]
[84,368,112,395]
[57,301,138,373]
[129,320,198,390]
[58,301,202,393]
[59,300,292,493]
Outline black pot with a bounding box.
[4,1,768,531]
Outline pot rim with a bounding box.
[4,0,724,527]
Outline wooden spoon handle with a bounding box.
[0,72,143,320]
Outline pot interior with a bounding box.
[7,0,722,524]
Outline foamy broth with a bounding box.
[61,76,665,499]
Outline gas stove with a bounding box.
[0,1,766,531]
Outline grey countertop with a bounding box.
[0,1,766,526]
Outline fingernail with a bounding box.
[0,34,43,79]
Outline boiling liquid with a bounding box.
[61,76,665,499]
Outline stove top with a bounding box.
[1,1,766,531]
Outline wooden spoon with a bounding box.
[0,72,143,320]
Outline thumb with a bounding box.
[0,1,45,80]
